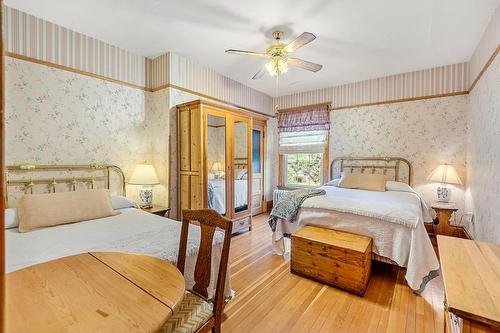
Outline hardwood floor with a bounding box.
[222,213,444,333]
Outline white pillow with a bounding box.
[5,208,19,229]
[386,181,413,193]
[324,178,340,187]
[111,196,139,210]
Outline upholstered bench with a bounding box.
[291,226,372,295]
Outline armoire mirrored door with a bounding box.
[206,112,227,216]
[231,115,252,220]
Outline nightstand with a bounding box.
[141,205,171,218]
[432,203,458,236]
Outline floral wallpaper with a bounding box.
[145,88,170,206]
[329,95,469,217]
[466,53,500,244]
[5,57,168,206]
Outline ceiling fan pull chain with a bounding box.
[274,75,280,113]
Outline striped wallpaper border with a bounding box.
[2,6,274,114]
[168,53,274,114]
[147,53,170,90]
[6,52,148,91]
[3,6,148,87]
[275,62,470,110]
[4,4,499,114]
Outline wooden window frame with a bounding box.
[278,139,330,190]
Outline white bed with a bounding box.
[208,178,248,214]
[6,206,232,298]
[272,181,440,293]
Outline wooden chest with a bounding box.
[291,226,372,295]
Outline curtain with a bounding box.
[278,104,330,154]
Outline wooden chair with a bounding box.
[159,209,232,333]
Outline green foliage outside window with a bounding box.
[286,153,322,187]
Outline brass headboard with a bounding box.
[5,164,126,205]
[330,156,413,185]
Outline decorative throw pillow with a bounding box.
[17,189,118,233]
[338,172,386,192]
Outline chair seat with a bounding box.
[160,291,214,333]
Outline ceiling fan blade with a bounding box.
[288,58,323,72]
[225,49,268,58]
[252,67,267,80]
[284,32,316,53]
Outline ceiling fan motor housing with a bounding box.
[272,30,283,40]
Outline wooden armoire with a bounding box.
[177,100,267,234]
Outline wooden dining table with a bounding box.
[6,252,186,332]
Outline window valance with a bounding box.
[277,103,330,133]
[278,103,330,154]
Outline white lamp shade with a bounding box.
[428,164,462,185]
[211,161,224,172]
[129,164,160,185]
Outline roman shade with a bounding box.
[278,103,330,154]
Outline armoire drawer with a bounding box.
[232,216,251,234]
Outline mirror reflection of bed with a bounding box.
[207,114,226,215]
[207,116,249,215]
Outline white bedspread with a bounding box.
[6,208,232,297]
[209,179,248,214]
[272,184,439,292]
[302,185,433,228]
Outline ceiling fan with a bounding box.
[225,31,323,80]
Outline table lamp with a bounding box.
[427,164,462,203]
[129,164,160,208]
[211,161,224,179]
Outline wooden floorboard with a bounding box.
[222,213,444,333]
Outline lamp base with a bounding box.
[436,185,451,202]
[139,187,153,208]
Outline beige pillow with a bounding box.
[338,172,386,192]
[17,189,117,233]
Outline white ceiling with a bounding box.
[6,0,500,96]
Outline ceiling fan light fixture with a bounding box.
[266,58,288,76]
[226,30,321,80]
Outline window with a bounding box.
[277,104,330,188]
[285,153,323,187]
